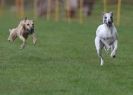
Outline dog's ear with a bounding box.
[22,24,26,30]
[110,12,113,16]
[102,12,106,16]
[32,17,36,23]
[24,17,27,21]
[102,12,106,19]
[19,20,26,30]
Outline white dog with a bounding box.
[8,18,37,49]
[95,12,118,66]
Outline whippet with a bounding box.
[8,18,37,49]
[95,12,118,66]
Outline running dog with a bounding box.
[8,18,37,49]
[95,12,118,66]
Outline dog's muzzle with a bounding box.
[107,21,112,27]
[27,27,34,34]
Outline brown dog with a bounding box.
[8,18,37,49]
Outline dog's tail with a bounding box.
[9,29,12,32]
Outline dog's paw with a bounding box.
[111,54,116,58]
[20,47,24,49]
[112,55,116,58]
[32,42,36,46]
[8,39,10,42]
[33,39,37,45]
[100,59,104,66]
[20,44,25,49]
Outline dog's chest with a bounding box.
[104,29,113,39]
[21,31,28,39]
[102,28,115,44]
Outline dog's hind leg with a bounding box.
[95,37,104,66]
[100,38,110,50]
[104,46,110,54]
[111,40,118,58]
[19,36,26,49]
[8,29,17,42]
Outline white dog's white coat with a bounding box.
[95,12,118,65]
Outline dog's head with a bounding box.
[103,12,113,27]
[20,17,34,34]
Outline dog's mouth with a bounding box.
[30,27,34,32]
[107,21,112,27]
[27,27,34,34]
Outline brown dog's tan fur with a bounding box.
[8,18,37,49]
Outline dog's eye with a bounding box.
[27,24,29,26]
[104,17,107,19]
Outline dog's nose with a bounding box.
[108,21,111,24]
[108,22,112,26]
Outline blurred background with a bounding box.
[0,0,132,25]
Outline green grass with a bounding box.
[0,3,133,95]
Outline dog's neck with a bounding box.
[104,23,114,28]
[104,23,114,34]
[17,24,23,30]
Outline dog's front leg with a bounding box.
[32,33,37,45]
[100,38,110,50]
[111,40,118,58]
[8,34,12,42]
[95,37,104,66]
[19,36,26,49]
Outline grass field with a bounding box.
[0,3,133,95]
